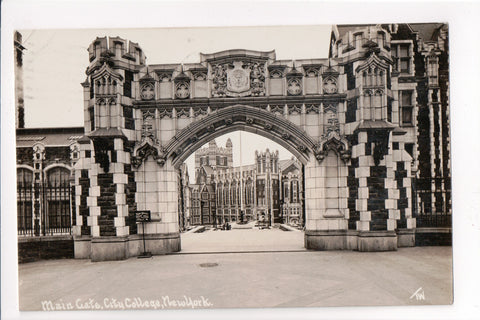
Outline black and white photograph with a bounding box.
[2,1,480,320]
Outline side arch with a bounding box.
[164,104,318,168]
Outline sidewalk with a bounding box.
[18,246,453,311]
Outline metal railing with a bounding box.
[413,177,452,228]
[17,181,72,236]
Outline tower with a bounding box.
[226,138,233,167]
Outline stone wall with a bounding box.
[18,236,74,263]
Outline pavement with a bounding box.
[18,228,453,312]
[180,226,304,253]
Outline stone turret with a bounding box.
[226,138,233,167]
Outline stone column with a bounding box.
[72,138,93,258]
[134,157,181,255]
[304,153,349,250]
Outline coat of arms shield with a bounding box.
[227,61,250,93]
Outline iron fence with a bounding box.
[17,180,72,236]
[413,177,452,228]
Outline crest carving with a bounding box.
[212,61,265,97]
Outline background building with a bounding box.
[188,139,304,227]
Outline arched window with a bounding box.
[45,167,71,233]
[17,168,33,235]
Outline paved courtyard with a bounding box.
[18,228,453,312]
[180,226,305,253]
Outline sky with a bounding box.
[19,26,331,181]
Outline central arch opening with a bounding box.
[177,130,306,253]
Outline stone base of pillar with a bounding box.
[73,235,92,259]
[91,236,129,262]
[128,233,181,256]
[357,231,398,252]
[304,230,347,250]
[74,233,181,262]
[305,230,399,251]
[397,228,415,247]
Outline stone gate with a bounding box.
[74,26,417,261]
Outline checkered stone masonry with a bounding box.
[395,161,408,228]
[124,162,137,235]
[78,169,90,235]
[368,166,388,231]
[347,157,359,229]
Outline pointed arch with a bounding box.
[165,104,318,168]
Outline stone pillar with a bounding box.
[73,138,93,258]
[355,129,398,252]
[133,157,181,255]
[304,153,349,250]
[391,138,415,247]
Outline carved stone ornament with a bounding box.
[132,142,167,168]
[212,61,265,97]
[323,77,337,94]
[211,64,227,97]
[33,144,46,161]
[324,105,340,136]
[141,112,155,142]
[315,132,351,164]
[140,83,155,100]
[287,79,302,96]
[227,61,250,93]
[175,81,190,99]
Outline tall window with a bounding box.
[17,168,33,234]
[292,180,298,203]
[46,167,71,232]
[124,71,133,97]
[89,107,95,131]
[283,182,289,202]
[400,90,414,126]
[392,43,411,73]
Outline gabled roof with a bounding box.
[409,23,446,42]
[202,165,214,176]
[16,127,85,148]
[279,159,301,174]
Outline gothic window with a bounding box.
[400,90,414,126]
